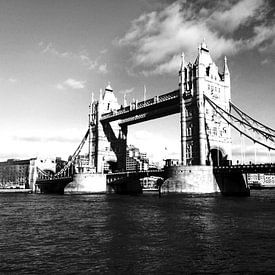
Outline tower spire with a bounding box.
[223,56,229,75]
[91,92,94,103]
[180,52,185,72]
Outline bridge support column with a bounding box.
[198,97,207,165]
[117,125,127,171]
[179,52,187,165]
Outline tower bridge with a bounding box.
[89,40,232,173]
[36,41,275,196]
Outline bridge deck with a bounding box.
[214,164,275,173]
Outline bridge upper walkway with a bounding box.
[100,90,180,125]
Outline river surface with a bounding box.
[0,190,274,274]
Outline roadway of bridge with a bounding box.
[214,163,275,173]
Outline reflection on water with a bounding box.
[0,190,274,273]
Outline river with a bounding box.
[0,190,274,274]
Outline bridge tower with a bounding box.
[89,84,127,173]
[179,41,232,166]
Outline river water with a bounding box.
[0,190,274,274]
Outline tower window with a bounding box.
[213,127,217,135]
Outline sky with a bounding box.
[0,0,274,164]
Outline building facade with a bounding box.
[126,145,149,172]
[0,157,66,191]
[0,159,32,189]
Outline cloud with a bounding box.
[56,78,86,90]
[0,128,85,161]
[39,42,108,74]
[118,87,135,94]
[0,77,18,84]
[116,0,273,75]
[100,49,108,54]
[208,0,266,33]
[8,78,17,83]
[98,64,108,74]
[249,24,275,52]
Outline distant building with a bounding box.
[126,145,149,172]
[0,159,33,190]
[0,157,66,191]
[247,173,275,187]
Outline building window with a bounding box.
[186,143,192,159]
[186,125,192,136]
[213,127,217,136]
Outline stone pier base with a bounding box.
[162,165,219,194]
[64,173,106,194]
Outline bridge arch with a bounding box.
[210,147,227,166]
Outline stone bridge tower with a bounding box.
[89,84,127,173]
[179,41,232,166]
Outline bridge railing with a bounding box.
[101,90,179,120]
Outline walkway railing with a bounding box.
[101,89,179,120]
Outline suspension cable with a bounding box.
[230,102,275,135]
[205,95,275,151]
[54,129,89,177]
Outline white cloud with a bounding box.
[39,42,108,74]
[98,64,108,74]
[56,78,86,90]
[116,0,272,75]
[100,49,108,54]
[119,87,135,94]
[249,24,275,52]
[8,78,17,83]
[208,0,266,33]
[0,128,85,161]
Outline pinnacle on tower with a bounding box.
[105,81,113,92]
[99,88,103,100]
[223,56,230,76]
[123,93,127,107]
[91,92,94,103]
[200,38,209,52]
[180,51,185,72]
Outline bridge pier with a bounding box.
[214,170,250,196]
[161,165,250,196]
[162,165,219,194]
